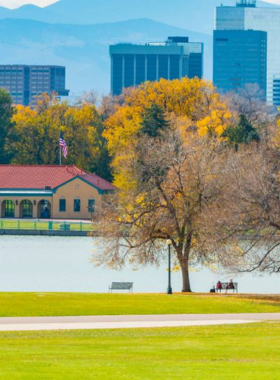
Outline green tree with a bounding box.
[140,104,169,137]
[0,89,15,164]
[222,114,260,148]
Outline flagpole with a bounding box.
[59,131,67,164]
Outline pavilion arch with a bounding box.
[38,200,52,219]
[20,200,33,219]
[1,200,15,218]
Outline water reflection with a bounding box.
[0,236,279,294]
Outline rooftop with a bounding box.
[0,165,115,192]
[236,0,256,7]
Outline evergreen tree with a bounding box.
[140,104,169,137]
[0,89,15,164]
[222,114,260,148]
[137,104,169,183]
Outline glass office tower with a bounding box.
[110,37,204,96]
[214,30,267,98]
[215,1,280,104]
[0,65,69,106]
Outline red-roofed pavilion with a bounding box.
[0,165,115,220]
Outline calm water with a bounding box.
[0,235,279,294]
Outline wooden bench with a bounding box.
[109,282,134,293]
[216,282,238,293]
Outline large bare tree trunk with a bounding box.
[180,259,192,293]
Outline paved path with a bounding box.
[0,313,279,332]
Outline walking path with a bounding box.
[0,313,279,332]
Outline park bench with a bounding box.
[109,282,134,293]
[216,282,238,293]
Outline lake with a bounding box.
[0,235,279,294]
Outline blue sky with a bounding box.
[0,0,279,8]
[0,0,58,8]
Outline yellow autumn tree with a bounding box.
[9,95,112,180]
[104,78,232,188]
[93,78,233,292]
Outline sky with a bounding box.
[0,0,58,8]
[265,0,280,3]
[0,0,280,8]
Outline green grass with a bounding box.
[0,323,280,379]
[1,293,280,317]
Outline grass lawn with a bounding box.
[1,293,280,317]
[0,322,279,379]
[0,219,93,232]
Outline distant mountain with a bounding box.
[0,0,276,34]
[0,0,275,95]
[0,18,212,94]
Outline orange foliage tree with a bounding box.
[93,79,233,292]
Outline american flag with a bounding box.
[59,132,68,159]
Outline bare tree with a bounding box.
[207,142,280,274]
[92,127,227,292]
[100,93,127,120]
[75,90,100,106]
[224,84,277,136]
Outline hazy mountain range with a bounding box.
[0,0,275,33]
[0,0,278,94]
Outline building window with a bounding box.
[88,198,95,215]
[112,54,123,96]
[59,198,66,212]
[88,198,95,208]
[158,55,169,80]
[74,198,80,212]
[147,55,157,81]
[124,55,134,88]
[4,200,15,218]
[136,55,146,85]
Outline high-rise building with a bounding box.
[110,37,204,96]
[215,0,280,104]
[213,30,267,98]
[0,65,70,106]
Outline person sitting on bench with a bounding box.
[216,281,222,293]
[210,286,216,293]
[226,279,235,294]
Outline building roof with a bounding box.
[0,165,115,192]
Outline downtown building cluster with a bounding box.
[1,1,280,106]
[109,0,280,106]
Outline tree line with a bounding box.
[1,80,280,292]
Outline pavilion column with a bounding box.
[33,200,39,219]
[14,201,20,218]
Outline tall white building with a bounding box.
[215,0,280,104]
